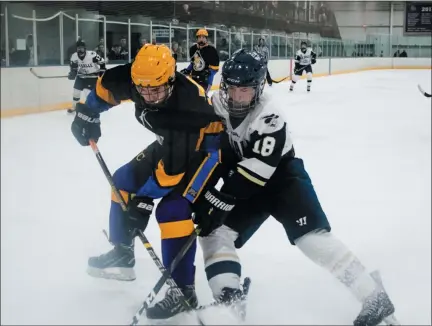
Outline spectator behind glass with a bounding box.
[171,41,182,61]
[96,44,105,58]
[134,36,147,57]
[108,44,123,61]
[119,36,129,60]
[399,49,408,57]
[218,38,229,61]
[10,34,40,66]
[94,38,104,51]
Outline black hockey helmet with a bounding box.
[220,49,267,118]
[76,40,86,57]
[300,41,308,53]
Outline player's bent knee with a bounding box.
[307,72,312,80]
[200,225,241,298]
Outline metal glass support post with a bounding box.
[169,22,172,50]
[389,1,393,57]
[5,5,9,66]
[278,35,280,58]
[150,20,153,43]
[103,15,107,60]
[186,24,190,61]
[75,14,79,41]
[228,29,232,57]
[128,18,131,62]
[60,12,64,64]
[32,10,38,65]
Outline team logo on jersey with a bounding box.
[187,188,198,198]
[193,51,205,71]
[251,51,263,61]
[261,114,279,127]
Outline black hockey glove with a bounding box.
[127,195,154,231]
[68,70,77,80]
[180,68,191,75]
[192,188,236,237]
[311,58,316,64]
[71,103,101,146]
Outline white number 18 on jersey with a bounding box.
[253,136,275,157]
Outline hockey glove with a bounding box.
[192,188,236,237]
[311,58,316,64]
[71,103,101,146]
[180,68,191,75]
[127,195,154,231]
[68,70,77,80]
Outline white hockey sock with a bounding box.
[199,225,241,299]
[295,229,377,302]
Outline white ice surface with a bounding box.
[1,70,431,325]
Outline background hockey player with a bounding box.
[254,36,273,86]
[67,40,105,113]
[70,44,235,319]
[180,29,220,93]
[196,49,399,326]
[290,41,316,92]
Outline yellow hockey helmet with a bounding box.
[131,44,175,87]
[196,29,208,37]
[131,44,176,106]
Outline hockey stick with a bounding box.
[270,64,311,84]
[30,68,98,79]
[87,139,202,325]
[418,84,431,98]
[270,75,290,84]
[30,68,68,79]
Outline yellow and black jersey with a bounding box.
[188,44,219,82]
[84,63,224,201]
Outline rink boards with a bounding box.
[1,57,430,118]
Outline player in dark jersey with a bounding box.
[180,29,220,93]
[70,44,235,315]
[197,50,399,326]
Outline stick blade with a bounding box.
[418,84,432,98]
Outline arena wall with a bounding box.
[1,58,430,118]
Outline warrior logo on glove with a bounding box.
[204,190,235,212]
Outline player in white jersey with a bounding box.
[67,40,105,113]
[290,41,316,92]
[199,49,399,326]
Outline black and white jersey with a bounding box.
[295,48,316,66]
[254,45,269,62]
[212,92,293,194]
[70,50,105,76]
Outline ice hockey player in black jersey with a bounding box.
[67,40,105,113]
[197,49,400,326]
[290,41,316,92]
[70,44,233,318]
[180,29,220,93]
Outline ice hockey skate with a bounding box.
[146,285,198,320]
[354,271,400,326]
[87,243,136,281]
